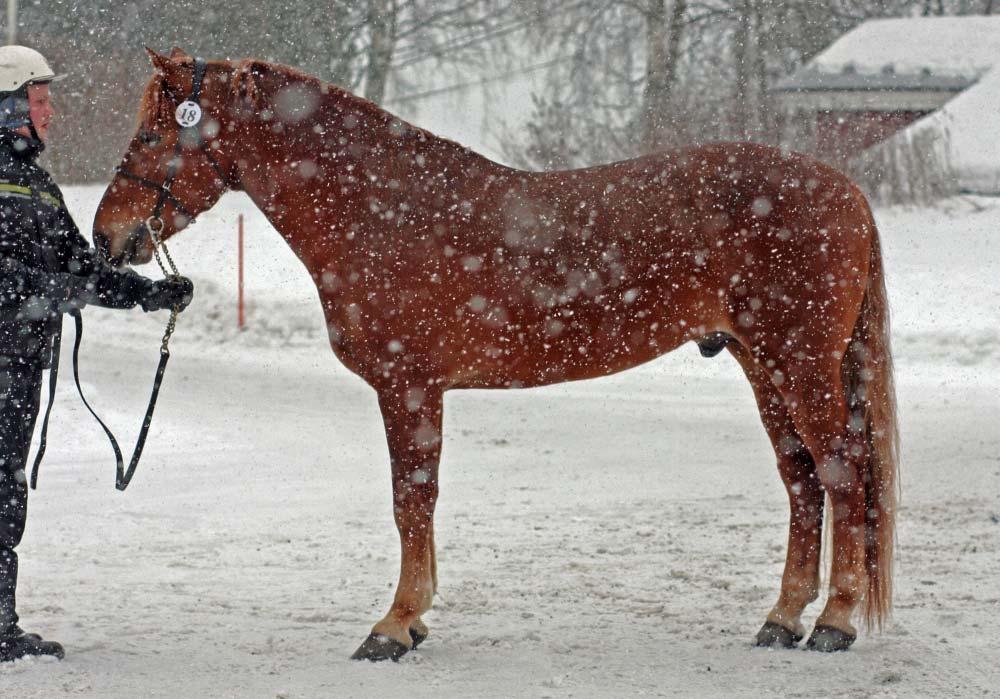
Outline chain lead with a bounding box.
[145,217,181,354]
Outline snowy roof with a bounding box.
[873,64,1000,194]
[777,16,1000,92]
[773,65,973,93]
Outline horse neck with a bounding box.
[227,88,502,266]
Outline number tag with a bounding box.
[175,101,202,128]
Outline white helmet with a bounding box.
[0,45,64,93]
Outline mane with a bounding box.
[137,57,487,165]
[244,60,474,158]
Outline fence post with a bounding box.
[238,213,245,330]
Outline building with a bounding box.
[773,16,1000,193]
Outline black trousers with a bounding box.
[0,363,43,636]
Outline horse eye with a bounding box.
[139,131,162,146]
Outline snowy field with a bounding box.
[1,187,998,698]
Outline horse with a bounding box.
[93,48,898,661]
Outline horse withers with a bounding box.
[93,48,898,660]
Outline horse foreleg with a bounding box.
[351,384,443,662]
[408,518,437,650]
[729,344,823,648]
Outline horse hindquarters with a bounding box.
[798,235,896,650]
[746,227,896,650]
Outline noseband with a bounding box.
[114,57,236,252]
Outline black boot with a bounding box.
[0,626,64,662]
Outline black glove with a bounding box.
[140,276,194,312]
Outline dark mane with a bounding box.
[251,60,473,158]
[140,58,475,162]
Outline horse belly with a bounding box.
[449,294,706,389]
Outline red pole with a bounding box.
[238,214,245,330]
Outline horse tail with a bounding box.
[844,202,899,630]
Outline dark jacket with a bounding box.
[0,129,150,367]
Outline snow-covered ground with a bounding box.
[1,188,998,698]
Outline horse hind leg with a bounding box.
[728,344,823,648]
[762,354,868,652]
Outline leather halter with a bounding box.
[114,58,236,249]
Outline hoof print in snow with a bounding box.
[805,625,856,652]
[754,621,803,648]
[350,633,410,662]
[409,627,427,650]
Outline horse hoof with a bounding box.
[350,633,410,662]
[409,627,428,650]
[754,621,803,648]
[805,624,856,652]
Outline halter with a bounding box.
[114,57,236,255]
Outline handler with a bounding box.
[0,46,193,662]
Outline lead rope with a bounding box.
[29,220,183,492]
[31,59,205,491]
[109,59,194,490]
[114,219,182,491]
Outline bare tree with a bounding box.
[500,0,703,169]
[364,0,399,104]
[320,0,521,102]
[17,0,515,181]
[644,0,688,150]
[501,0,973,170]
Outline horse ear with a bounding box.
[169,47,190,60]
[232,59,269,110]
[146,47,170,71]
[146,48,183,81]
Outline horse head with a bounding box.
[93,48,240,266]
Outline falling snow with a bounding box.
[0,186,996,697]
[2,4,1000,696]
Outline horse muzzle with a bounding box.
[94,225,152,267]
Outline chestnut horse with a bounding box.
[93,50,898,660]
